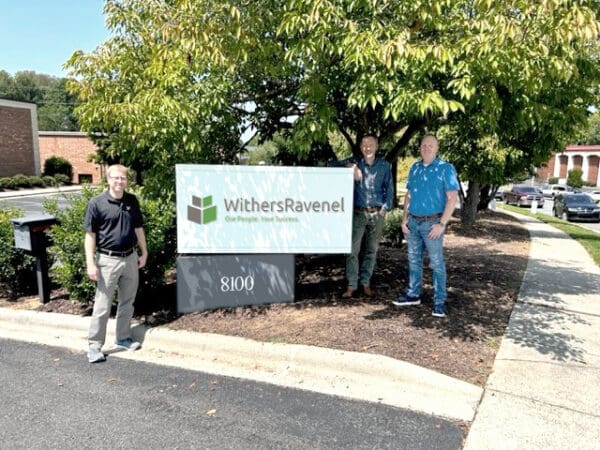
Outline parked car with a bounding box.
[585,190,600,204]
[541,184,568,198]
[504,185,545,207]
[553,193,600,222]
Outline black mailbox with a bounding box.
[11,215,57,253]
[11,215,57,303]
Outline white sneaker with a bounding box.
[87,347,106,363]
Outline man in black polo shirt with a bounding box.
[84,164,148,363]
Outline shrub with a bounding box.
[44,187,98,303]
[45,186,176,305]
[53,174,71,186]
[27,176,45,188]
[0,177,13,190]
[11,174,32,188]
[42,175,57,187]
[0,207,38,298]
[548,176,559,184]
[382,209,404,247]
[567,168,583,188]
[136,192,177,303]
[44,156,73,180]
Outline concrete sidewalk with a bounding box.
[464,213,600,449]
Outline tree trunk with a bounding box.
[391,158,399,208]
[460,181,481,227]
[477,184,492,211]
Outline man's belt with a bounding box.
[410,212,443,222]
[355,207,381,213]
[98,247,135,257]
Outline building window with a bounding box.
[78,174,93,184]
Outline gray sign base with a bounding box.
[177,254,295,313]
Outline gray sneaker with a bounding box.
[87,347,106,363]
[115,338,141,351]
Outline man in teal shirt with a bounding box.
[393,135,459,317]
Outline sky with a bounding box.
[0,1,110,78]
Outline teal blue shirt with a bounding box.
[406,157,459,216]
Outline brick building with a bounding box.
[38,131,103,184]
[0,99,40,177]
[537,144,600,186]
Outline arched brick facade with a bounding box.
[542,145,600,186]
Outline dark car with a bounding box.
[553,193,600,222]
[504,185,545,207]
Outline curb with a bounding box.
[0,307,482,422]
[0,185,84,200]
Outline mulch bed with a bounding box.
[2,210,530,386]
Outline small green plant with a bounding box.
[44,186,99,303]
[0,207,37,298]
[44,156,73,180]
[27,176,45,188]
[0,177,13,190]
[567,168,583,188]
[132,188,177,304]
[548,176,559,184]
[53,174,71,185]
[382,209,404,247]
[42,175,57,187]
[11,174,32,188]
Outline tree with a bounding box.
[0,70,79,131]
[66,0,600,217]
[37,78,80,131]
[582,112,600,144]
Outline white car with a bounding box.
[541,184,568,198]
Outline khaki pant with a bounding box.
[88,252,139,349]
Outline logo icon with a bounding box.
[188,195,217,225]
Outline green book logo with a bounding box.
[187,195,217,225]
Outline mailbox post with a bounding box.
[11,215,57,303]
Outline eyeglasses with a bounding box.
[109,175,127,181]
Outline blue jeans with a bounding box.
[406,216,447,305]
[346,210,384,288]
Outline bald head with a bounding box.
[420,135,439,164]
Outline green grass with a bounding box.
[500,204,600,267]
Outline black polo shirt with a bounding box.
[84,191,143,251]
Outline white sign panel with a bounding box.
[176,164,354,253]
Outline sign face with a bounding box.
[13,225,33,251]
[176,164,354,254]
[177,254,295,312]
